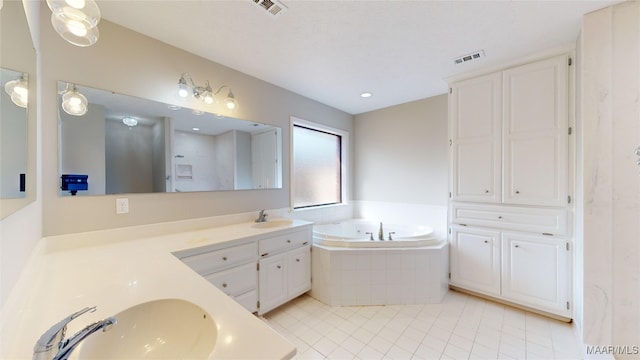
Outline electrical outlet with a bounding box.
[116,198,129,214]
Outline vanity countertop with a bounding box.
[1,217,312,360]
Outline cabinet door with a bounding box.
[450,72,502,203]
[450,226,501,296]
[258,253,288,314]
[288,245,311,297]
[501,232,570,316]
[503,55,569,207]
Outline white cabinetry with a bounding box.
[174,222,312,315]
[178,240,259,313]
[258,228,311,315]
[448,54,573,319]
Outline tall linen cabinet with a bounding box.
[448,54,573,319]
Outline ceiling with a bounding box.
[96,0,617,115]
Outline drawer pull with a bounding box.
[514,245,520,248]
[296,258,300,262]
[484,240,489,244]
[485,190,489,193]
[287,239,291,243]
[515,190,520,194]
[222,283,228,288]
[302,241,309,246]
[261,253,269,257]
[498,216,502,220]
[277,265,281,269]
[222,256,228,261]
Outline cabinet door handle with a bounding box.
[222,283,228,288]
[222,256,228,261]
[302,241,309,246]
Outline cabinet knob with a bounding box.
[287,239,291,243]
[484,240,489,244]
[485,190,489,193]
[515,190,520,194]
[514,244,520,248]
[222,256,228,261]
[296,258,300,262]
[277,265,281,269]
[222,283,228,288]
[498,216,502,220]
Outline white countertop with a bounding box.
[1,217,312,359]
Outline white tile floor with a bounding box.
[260,290,583,360]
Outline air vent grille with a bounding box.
[252,0,287,17]
[453,50,485,65]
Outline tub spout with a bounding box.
[378,222,384,240]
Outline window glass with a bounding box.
[293,124,342,208]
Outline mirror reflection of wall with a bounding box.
[1,68,28,199]
[58,82,283,196]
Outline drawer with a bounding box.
[259,229,311,257]
[451,203,569,235]
[204,262,257,297]
[234,290,258,313]
[181,241,257,275]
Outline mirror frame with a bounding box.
[0,0,37,219]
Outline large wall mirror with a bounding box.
[57,82,283,196]
[1,0,36,219]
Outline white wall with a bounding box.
[353,94,448,206]
[580,1,639,357]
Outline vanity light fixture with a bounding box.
[122,117,138,127]
[46,0,101,47]
[177,73,237,111]
[4,73,28,108]
[60,83,88,116]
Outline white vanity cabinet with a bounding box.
[258,228,312,315]
[177,240,259,313]
[448,54,573,319]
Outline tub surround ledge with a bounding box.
[1,217,311,360]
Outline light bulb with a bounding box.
[65,0,85,9]
[224,90,236,110]
[66,19,88,37]
[4,75,29,108]
[61,87,88,116]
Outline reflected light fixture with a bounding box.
[122,117,138,127]
[60,83,88,116]
[4,74,28,108]
[360,92,372,98]
[177,73,237,111]
[46,0,101,47]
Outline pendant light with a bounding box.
[46,0,101,47]
[4,74,28,108]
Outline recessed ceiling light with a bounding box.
[360,92,372,98]
[192,127,200,131]
[168,104,181,110]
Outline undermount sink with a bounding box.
[251,219,293,228]
[78,299,216,359]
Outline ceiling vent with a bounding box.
[453,50,485,65]
[252,0,288,17]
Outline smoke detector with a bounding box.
[453,50,485,65]
[251,0,288,17]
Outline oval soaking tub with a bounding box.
[313,219,438,248]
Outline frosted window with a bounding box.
[293,125,342,208]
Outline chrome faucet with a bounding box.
[255,209,268,223]
[33,306,117,360]
[378,222,384,240]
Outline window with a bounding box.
[291,118,348,209]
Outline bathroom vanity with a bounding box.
[1,217,310,359]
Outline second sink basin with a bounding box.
[251,219,293,229]
[78,299,216,359]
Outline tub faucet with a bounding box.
[255,209,268,223]
[33,306,117,360]
[378,222,384,240]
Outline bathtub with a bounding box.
[310,219,449,306]
[313,219,438,248]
